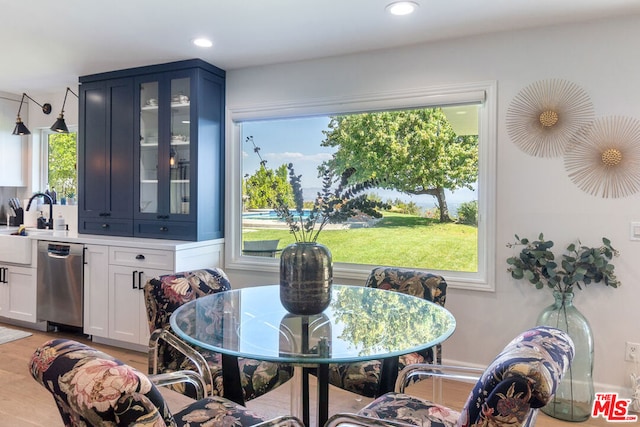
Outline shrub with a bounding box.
[456,200,478,225]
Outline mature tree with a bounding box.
[243,136,294,210]
[321,108,478,222]
[243,163,293,210]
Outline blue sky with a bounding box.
[241,115,477,210]
[242,116,333,188]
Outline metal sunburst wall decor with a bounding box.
[564,116,640,198]
[506,79,595,157]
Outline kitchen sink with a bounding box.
[0,228,60,264]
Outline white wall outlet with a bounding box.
[626,342,640,361]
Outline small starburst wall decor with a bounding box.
[506,79,595,157]
[564,116,640,198]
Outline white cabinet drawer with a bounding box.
[109,246,175,270]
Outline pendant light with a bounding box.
[12,93,52,135]
[51,87,79,133]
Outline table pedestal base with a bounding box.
[289,365,330,427]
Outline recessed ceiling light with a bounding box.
[386,1,419,16]
[192,38,213,48]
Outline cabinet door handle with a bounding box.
[138,271,144,291]
[135,254,145,260]
[157,215,170,220]
[99,212,111,217]
[0,267,5,284]
[160,226,168,232]
[132,270,138,289]
[3,267,8,284]
[101,223,110,229]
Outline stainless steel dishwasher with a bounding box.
[37,241,84,328]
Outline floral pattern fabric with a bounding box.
[327,267,448,397]
[30,339,271,427]
[144,269,293,401]
[357,326,574,427]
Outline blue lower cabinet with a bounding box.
[135,220,197,241]
[78,219,134,237]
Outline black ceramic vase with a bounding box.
[279,242,333,315]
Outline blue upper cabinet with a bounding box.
[78,59,225,241]
[78,78,135,236]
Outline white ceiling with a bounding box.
[3,0,640,94]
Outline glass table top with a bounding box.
[170,284,456,364]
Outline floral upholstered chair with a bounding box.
[144,268,293,402]
[30,339,302,427]
[326,267,448,397]
[325,326,575,427]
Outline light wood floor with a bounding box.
[0,323,610,427]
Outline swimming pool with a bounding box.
[242,210,316,220]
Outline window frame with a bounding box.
[226,81,497,291]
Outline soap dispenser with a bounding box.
[37,211,46,229]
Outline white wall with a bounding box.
[225,15,640,395]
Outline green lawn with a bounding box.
[243,212,478,272]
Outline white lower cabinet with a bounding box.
[83,244,109,337]
[0,264,37,323]
[83,240,223,348]
[108,265,170,345]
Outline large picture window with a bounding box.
[228,82,496,290]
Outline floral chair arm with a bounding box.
[30,339,176,426]
[327,327,574,427]
[459,326,574,426]
[149,328,214,396]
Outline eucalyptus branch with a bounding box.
[272,163,389,243]
[506,233,620,294]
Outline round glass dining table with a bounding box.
[170,284,456,426]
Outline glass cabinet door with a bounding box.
[170,77,190,216]
[137,75,192,219]
[139,81,159,215]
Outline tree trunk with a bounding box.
[410,186,452,223]
[434,187,452,222]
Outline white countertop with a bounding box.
[1,226,224,250]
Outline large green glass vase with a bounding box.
[279,242,333,315]
[537,290,594,422]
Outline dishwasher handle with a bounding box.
[47,243,71,259]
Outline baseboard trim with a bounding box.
[91,335,147,353]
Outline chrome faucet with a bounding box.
[26,193,54,229]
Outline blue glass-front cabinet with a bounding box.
[78,59,225,241]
